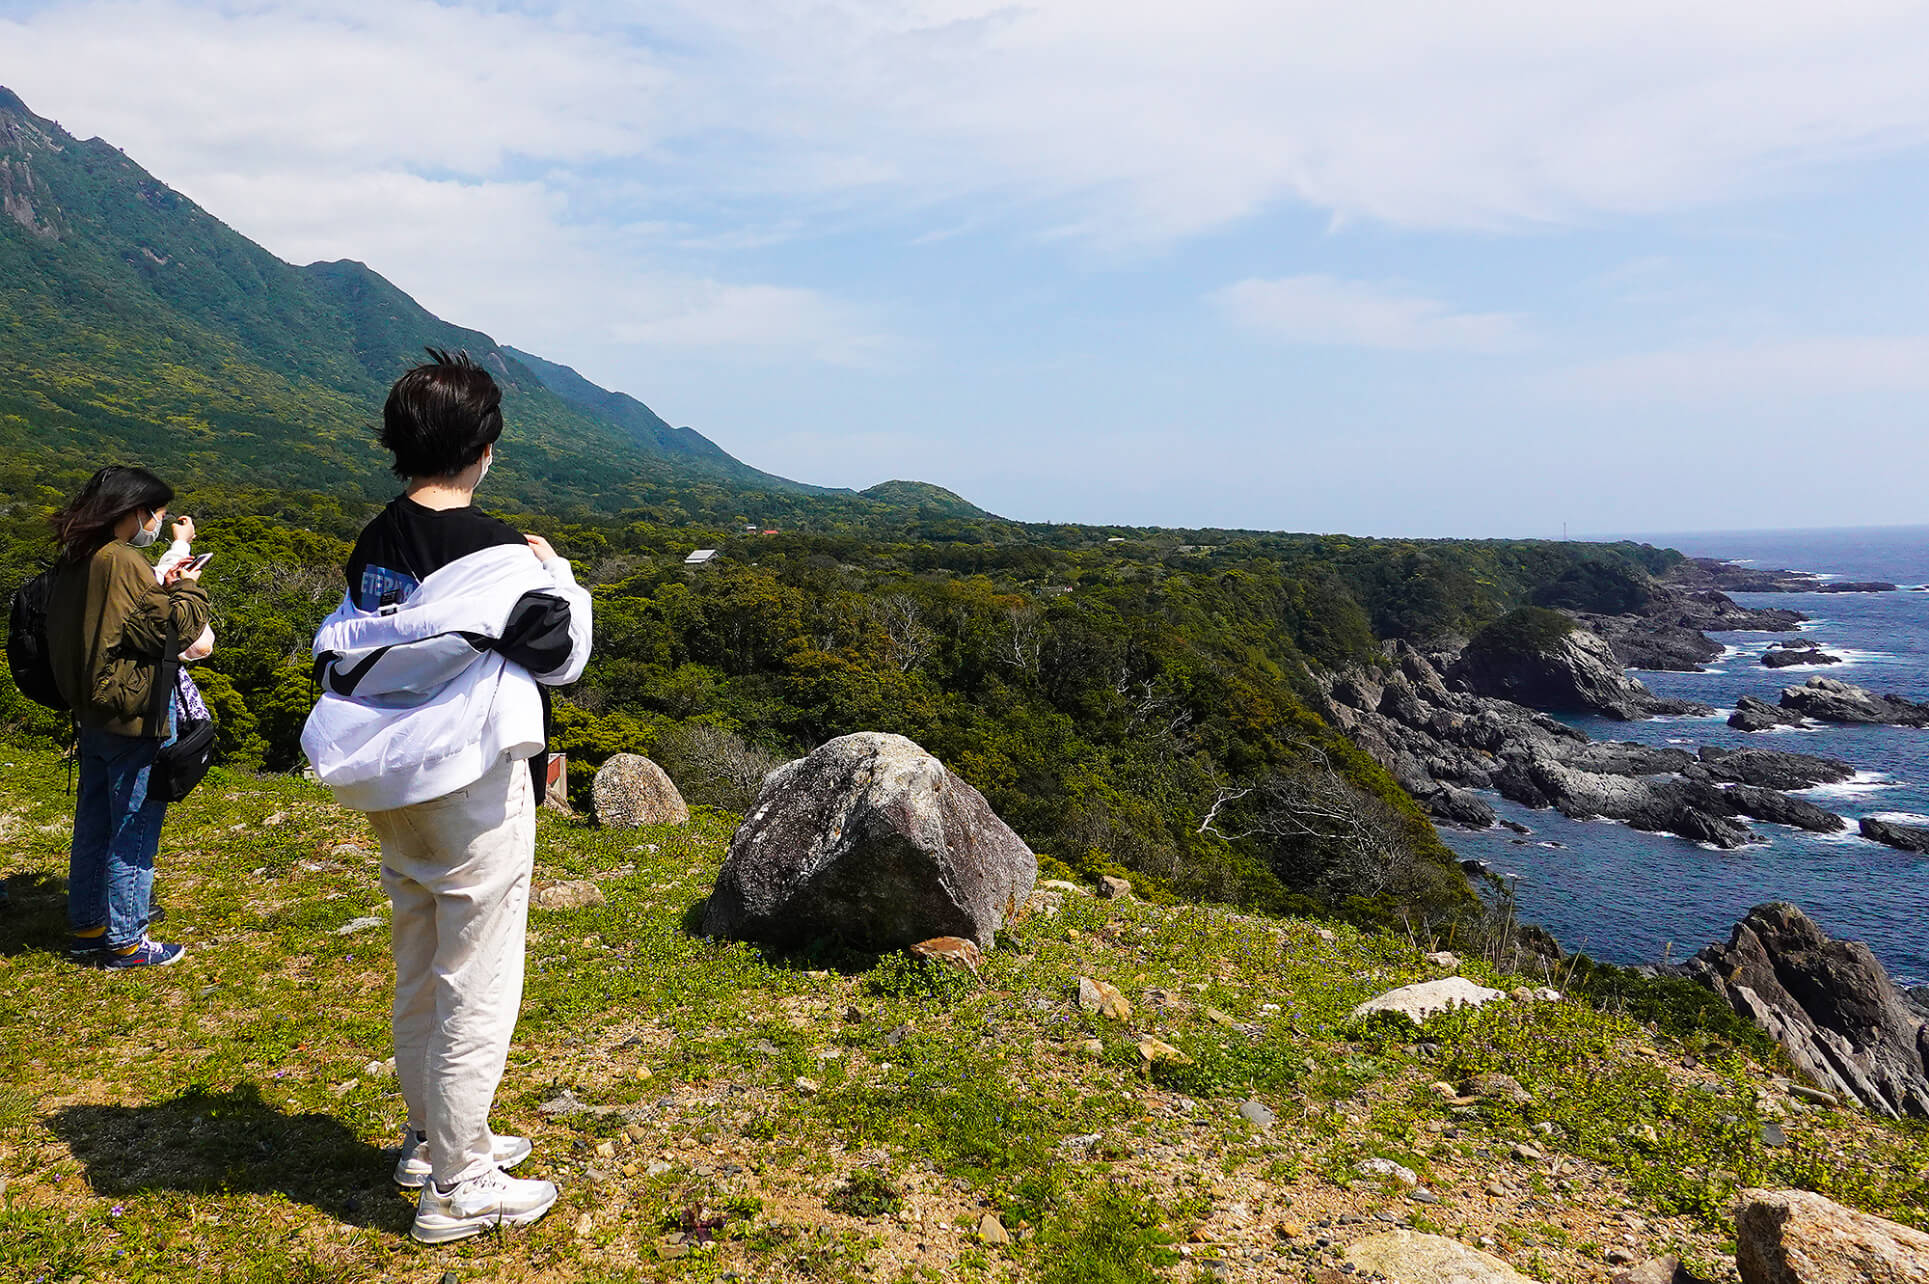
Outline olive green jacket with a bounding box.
[46,542,212,738]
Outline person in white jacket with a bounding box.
[302,349,592,1244]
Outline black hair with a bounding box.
[50,466,174,563]
[378,348,504,480]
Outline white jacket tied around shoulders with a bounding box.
[301,543,592,812]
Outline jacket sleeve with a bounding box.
[515,558,592,686]
[116,557,212,658]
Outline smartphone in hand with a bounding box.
[185,552,214,572]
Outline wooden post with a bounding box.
[542,753,571,812]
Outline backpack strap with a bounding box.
[147,618,182,737]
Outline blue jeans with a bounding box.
[70,727,169,948]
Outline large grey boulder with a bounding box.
[702,732,1037,951]
[1735,1188,1929,1283]
[592,753,689,828]
[1780,676,1929,727]
[1690,904,1929,1118]
[1350,977,1505,1024]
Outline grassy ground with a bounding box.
[0,740,1924,1284]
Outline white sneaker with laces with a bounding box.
[393,1130,534,1189]
[410,1168,558,1243]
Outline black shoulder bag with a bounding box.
[147,620,217,804]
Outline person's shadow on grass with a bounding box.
[48,1082,414,1234]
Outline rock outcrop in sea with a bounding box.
[1689,903,1929,1119]
[1780,676,1929,727]
[1314,636,1844,848]
[702,731,1037,951]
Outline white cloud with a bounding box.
[1550,335,1929,403]
[1212,276,1527,352]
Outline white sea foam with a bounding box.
[1868,811,1929,825]
[1798,771,1898,799]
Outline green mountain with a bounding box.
[0,85,973,527]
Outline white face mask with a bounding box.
[130,510,161,548]
[475,447,493,488]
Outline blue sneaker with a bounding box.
[101,938,186,969]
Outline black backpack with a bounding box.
[6,568,68,712]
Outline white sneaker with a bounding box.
[410,1168,558,1243]
[393,1130,534,1189]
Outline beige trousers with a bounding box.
[370,755,535,1187]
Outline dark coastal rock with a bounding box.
[1423,786,1497,830]
[1722,786,1845,834]
[1450,612,1711,720]
[1689,903,1929,1118]
[1575,611,1724,672]
[1558,741,1698,777]
[1522,758,1757,849]
[1858,817,1929,854]
[702,732,1037,951]
[1692,746,1855,791]
[1814,581,1899,593]
[1763,644,1843,669]
[1729,696,1811,733]
[1780,677,1929,727]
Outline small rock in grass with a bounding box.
[1077,1038,1104,1058]
[1350,977,1505,1024]
[334,916,383,936]
[795,1076,821,1095]
[1036,879,1092,897]
[329,1078,359,1097]
[1511,1142,1544,1162]
[575,1212,595,1237]
[910,936,984,975]
[594,1140,616,1159]
[978,1213,1010,1245]
[647,1160,673,1176]
[1204,1007,1238,1028]
[1360,1158,1419,1187]
[1423,950,1460,969]
[1096,875,1132,899]
[1315,928,1337,942]
[1137,1037,1191,1066]
[1346,1230,1535,1283]
[1760,1121,1787,1148]
[1077,976,1133,1021]
[1510,985,1563,1003]
[533,880,605,911]
[1409,1189,1439,1204]
[1238,1099,1277,1131]
[1464,1073,1534,1105]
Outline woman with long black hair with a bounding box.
[45,466,211,968]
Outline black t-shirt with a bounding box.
[346,495,527,612]
[343,495,574,684]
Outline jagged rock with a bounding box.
[1523,758,1758,848]
[1723,786,1845,834]
[1611,1258,1712,1284]
[591,754,690,828]
[532,880,605,910]
[1558,741,1699,777]
[1730,696,1811,733]
[910,936,984,975]
[1077,976,1132,1021]
[1859,817,1929,854]
[1763,640,1844,669]
[1689,904,1929,1118]
[1451,616,1711,720]
[1692,747,1856,791]
[702,732,1037,951]
[1780,677,1929,728]
[1424,786,1497,829]
[1096,874,1132,899]
[1735,1188,1929,1283]
[1351,977,1505,1024]
[1344,1230,1535,1283]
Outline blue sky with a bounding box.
[6,0,1929,536]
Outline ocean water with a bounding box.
[1437,525,1929,986]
